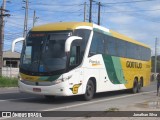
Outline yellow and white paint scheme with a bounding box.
[19,22,151,97]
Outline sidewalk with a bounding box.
[0,87,18,94]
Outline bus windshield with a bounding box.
[20,31,72,74]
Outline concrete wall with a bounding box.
[2,67,19,78]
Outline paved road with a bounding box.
[0,81,159,119]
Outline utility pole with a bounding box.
[84,2,86,22]
[154,37,158,80]
[98,2,101,25]
[0,0,9,76]
[89,0,92,23]
[33,10,39,27]
[23,0,28,37]
[33,10,35,27]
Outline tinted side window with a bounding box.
[90,34,98,55]
[105,36,117,56]
[136,45,141,60]
[126,42,134,59]
[89,30,151,61]
[97,33,104,54]
[141,47,151,61]
[132,44,138,59]
[116,39,126,57]
[89,31,104,55]
[126,42,151,60]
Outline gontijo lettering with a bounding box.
[126,61,142,69]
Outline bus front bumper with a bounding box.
[18,80,71,96]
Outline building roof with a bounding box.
[3,51,20,59]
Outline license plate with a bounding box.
[33,88,41,92]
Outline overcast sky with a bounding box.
[1,0,160,55]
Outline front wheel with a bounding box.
[84,80,95,101]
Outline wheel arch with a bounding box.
[134,76,138,84]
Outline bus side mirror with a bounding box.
[12,37,25,52]
[65,36,82,52]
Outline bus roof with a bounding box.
[31,22,150,48]
[31,22,92,31]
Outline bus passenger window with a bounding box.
[89,31,104,56]
[89,37,97,55]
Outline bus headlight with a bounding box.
[53,75,72,85]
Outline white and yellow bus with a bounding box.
[18,22,151,100]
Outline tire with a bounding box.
[84,80,95,101]
[44,95,55,101]
[132,80,138,94]
[137,80,143,93]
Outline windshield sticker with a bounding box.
[39,65,45,72]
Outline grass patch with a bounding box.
[0,76,18,87]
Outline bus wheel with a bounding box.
[84,80,95,101]
[132,80,138,94]
[44,95,55,101]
